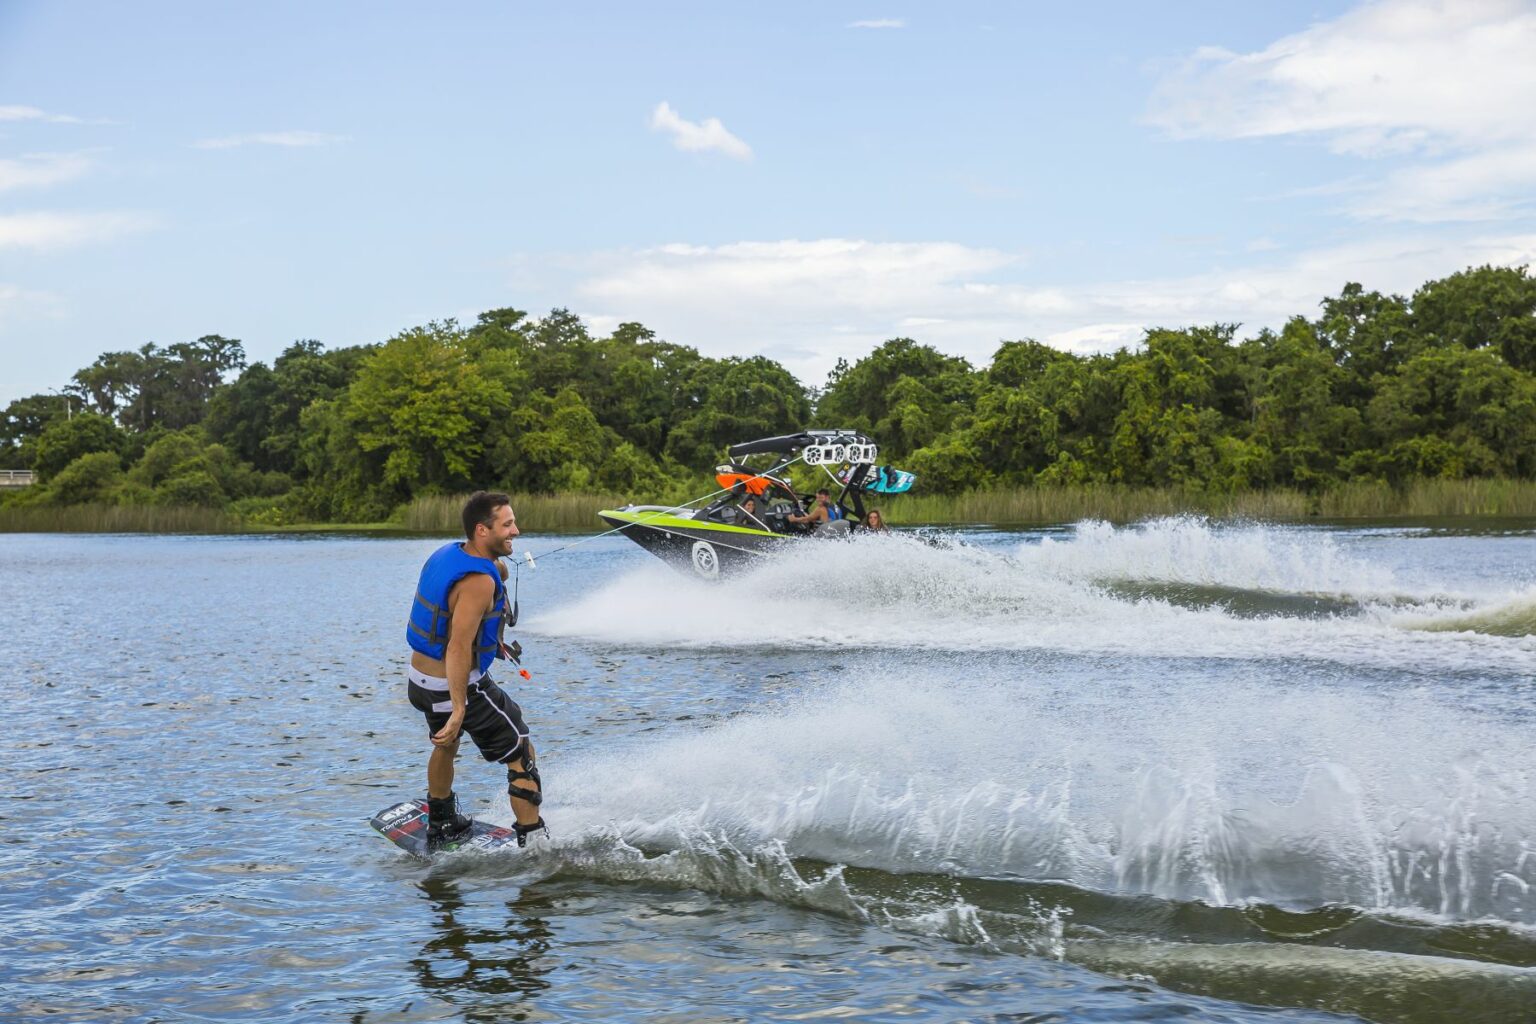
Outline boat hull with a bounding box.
[597,508,787,577]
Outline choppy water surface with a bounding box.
[3,518,1534,1023]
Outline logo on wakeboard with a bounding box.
[378,802,421,825]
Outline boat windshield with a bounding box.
[704,471,802,532]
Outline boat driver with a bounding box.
[788,488,841,528]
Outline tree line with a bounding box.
[3,264,1534,523]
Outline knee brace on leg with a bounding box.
[507,745,543,808]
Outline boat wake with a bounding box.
[506,518,1536,1020]
[449,667,1536,1023]
[534,518,1536,666]
[1394,589,1536,638]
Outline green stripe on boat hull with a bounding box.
[598,509,786,576]
[597,508,778,537]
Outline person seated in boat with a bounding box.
[864,508,889,533]
[788,489,842,530]
[734,495,768,529]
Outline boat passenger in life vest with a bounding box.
[404,490,547,849]
[787,488,842,529]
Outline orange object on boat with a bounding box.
[714,471,773,496]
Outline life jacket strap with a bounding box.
[412,591,447,641]
[412,589,505,645]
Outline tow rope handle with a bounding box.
[499,639,534,681]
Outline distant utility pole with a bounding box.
[50,387,73,421]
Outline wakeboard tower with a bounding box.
[597,429,915,578]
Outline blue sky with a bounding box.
[3,1,1535,405]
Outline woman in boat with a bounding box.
[735,495,768,530]
[864,508,890,533]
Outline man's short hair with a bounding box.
[462,490,512,540]
[816,488,830,496]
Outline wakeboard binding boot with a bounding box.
[513,818,549,849]
[426,792,473,850]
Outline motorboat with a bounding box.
[596,429,914,576]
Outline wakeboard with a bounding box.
[369,798,519,858]
[837,463,915,494]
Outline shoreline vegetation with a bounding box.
[5,265,1536,535]
[5,478,1536,535]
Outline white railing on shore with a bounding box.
[0,470,35,487]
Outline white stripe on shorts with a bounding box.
[472,679,530,763]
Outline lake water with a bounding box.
[3,518,1534,1023]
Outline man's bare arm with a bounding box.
[435,573,495,746]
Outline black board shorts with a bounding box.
[407,668,530,764]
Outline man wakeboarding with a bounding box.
[404,491,547,849]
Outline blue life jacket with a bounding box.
[826,502,843,521]
[406,542,507,674]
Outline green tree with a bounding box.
[124,426,281,506]
[817,338,977,458]
[71,335,245,432]
[500,387,611,492]
[155,470,227,507]
[293,398,376,520]
[206,339,363,474]
[32,412,125,481]
[304,322,520,512]
[205,362,279,469]
[1316,283,1416,401]
[1412,265,1536,372]
[665,356,811,468]
[1102,328,1243,487]
[0,393,73,469]
[1239,318,1360,488]
[905,436,991,493]
[47,451,125,504]
[1361,346,1536,480]
[958,341,1120,486]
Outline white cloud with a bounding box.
[648,102,753,161]
[564,233,1536,383]
[192,131,347,150]
[1353,143,1536,221]
[0,211,155,249]
[581,239,1016,312]
[0,152,92,192]
[1148,0,1536,222]
[0,105,84,124]
[1150,0,1536,151]
[848,19,905,29]
[1047,323,1145,353]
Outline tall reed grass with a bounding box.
[888,479,1536,526]
[1315,478,1536,518]
[0,504,237,533]
[401,492,631,534]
